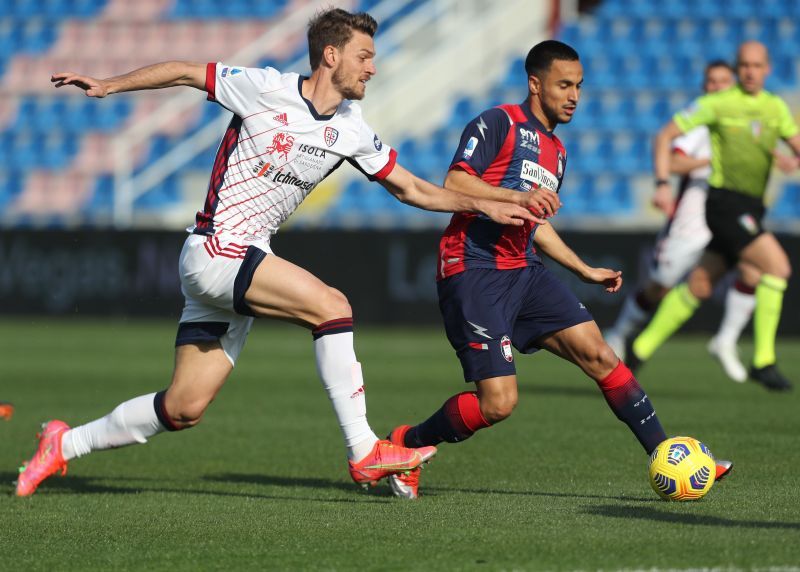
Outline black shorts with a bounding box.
[705,187,766,267]
[437,264,594,382]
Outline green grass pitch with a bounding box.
[1,319,799,571]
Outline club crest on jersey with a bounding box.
[463,136,478,159]
[519,128,540,153]
[324,126,339,147]
[265,132,295,161]
[500,335,513,362]
[373,134,383,151]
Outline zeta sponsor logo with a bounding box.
[273,112,288,126]
[264,132,295,161]
[520,160,559,192]
[463,136,478,159]
[500,335,513,362]
[373,133,383,151]
[221,67,242,78]
[519,128,540,153]
[324,126,339,147]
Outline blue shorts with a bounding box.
[438,264,594,382]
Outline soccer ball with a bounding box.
[648,436,716,501]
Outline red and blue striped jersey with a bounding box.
[438,102,567,280]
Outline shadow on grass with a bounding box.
[204,473,394,497]
[584,504,800,530]
[207,473,655,503]
[0,471,390,504]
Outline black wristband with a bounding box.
[655,178,669,186]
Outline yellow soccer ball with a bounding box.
[648,436,716,501]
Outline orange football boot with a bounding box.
[0,402,13,421]
[386,425,421,499]
[348,438,435,487]
[715,459,733,481]
[16,420,70,497]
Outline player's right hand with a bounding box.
[51,72,109,97]
[519,187,561,218]
[480,201,540,226]
[651,184,674,216]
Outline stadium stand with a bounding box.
[0,0,798,228]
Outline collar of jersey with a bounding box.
[297,75,338,121]
[519,100,555,138]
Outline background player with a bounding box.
[605,61,759,383]
[15,8,558,497]
[628,41,800,391]
[382,40,732,499]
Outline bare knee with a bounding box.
[687,272,714,300]
[164,395,214,429]
[773,260,791,282]
[314,287,352,325]
[478,391,517,424]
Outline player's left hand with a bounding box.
[581,267,622,293]
[773,150,799,174]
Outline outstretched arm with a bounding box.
[652,120,686,215]
[51,61,207,97]
[381,163,537,227]
[445,169,561,220]
[780,133,800,172]
[533,223,622,293]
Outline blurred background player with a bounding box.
[382,40,732,499]
[604,60,759,383]
[14,8,551,497]
[628,41,800,391]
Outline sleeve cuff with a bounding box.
[205,62,217,102]
[372,148,397,181]
[449,161,479,177]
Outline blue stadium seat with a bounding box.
[772,183,800,219]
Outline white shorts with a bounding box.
[176,234,272,365]
[648,183,712,287]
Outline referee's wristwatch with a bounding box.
[655,178,670,187]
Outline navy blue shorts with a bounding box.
[438,264,594,382]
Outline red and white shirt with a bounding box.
[194,63,397,243]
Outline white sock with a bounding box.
[61,393,165,461]
[610,293,651,339]
[714,286,756,346]
[313,327,378,461]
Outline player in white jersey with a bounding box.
[605,61,759,382]
[16,8,562,497]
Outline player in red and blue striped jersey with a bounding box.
[387,41,732,499]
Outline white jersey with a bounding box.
[672,125,711,181]
[649,125,713,287]
[193,63,396,244]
